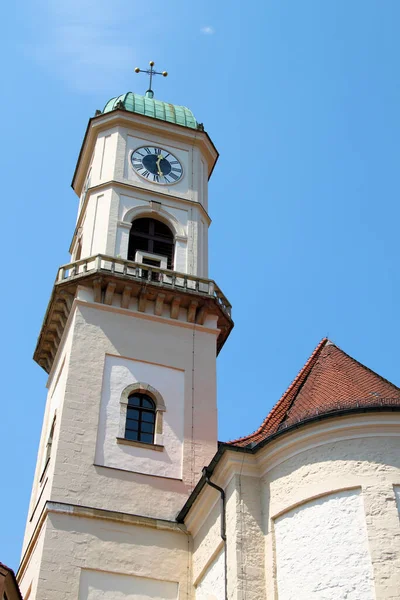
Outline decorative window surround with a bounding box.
[119,382,166,446]
[116,437,163,452]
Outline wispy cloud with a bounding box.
[200,26,215,35]
[26,0,150,94]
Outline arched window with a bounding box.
[125,393,156,444]
[128,217,174,269]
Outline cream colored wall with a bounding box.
[18,521,47,600]
[185,414,400,600]
[274,489,375,599]
[192,500,223,584]
[21,318,75,556]
[262,415,400,599]
[79,569,179,599]
[195,549,224,600]
[89,127,119,189]
[49,299,218,520]
[190,474,262,600]
[73,120,211,277]
[79,183,209,277]
[29,511,189,600]
[95,354,185,478]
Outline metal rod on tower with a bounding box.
[134,61,168,98]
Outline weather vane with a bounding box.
[134,61,168,98]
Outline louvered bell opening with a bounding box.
[128,218,174,269]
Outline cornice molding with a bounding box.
[17,500,187,582]
[255,412,400,478]
[183,413,400,535]
[69,180,211,252]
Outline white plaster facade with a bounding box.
[71,113,213,278]
[275,490,375,599]
[186,414,400,600]
[17,99,400,600]
[95,354,185,478]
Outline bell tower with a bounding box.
[18,66,233,600]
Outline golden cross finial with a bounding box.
[134,61,168,98]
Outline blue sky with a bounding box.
[1,0,400,569]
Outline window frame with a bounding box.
[128,217,175,269]
[125,393,156,444]
[118,382,166,450]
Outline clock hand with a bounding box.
[156,154,164,176]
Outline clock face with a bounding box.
[131,146,183,185]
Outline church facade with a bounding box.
[16,81,400,600]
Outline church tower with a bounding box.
[18,65,233,600]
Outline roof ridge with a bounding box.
[228,338,328,446]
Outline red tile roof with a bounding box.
[229,338,400,447]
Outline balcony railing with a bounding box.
[56,254,232,317]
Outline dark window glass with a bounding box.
[142,412,155,423]
[124,393,156,444]
[128,218,174,269]
[127,407,140,420]
[128,396,140,407]
[142,397,154,409]
[125,419,139,431]
[141,422,154,434]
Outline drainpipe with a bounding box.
[202,467,228,600]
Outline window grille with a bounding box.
[125,393,156,444]
[128,218,174,269]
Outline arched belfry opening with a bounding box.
[128,217,175,270]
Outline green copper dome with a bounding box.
[102,92,198,130]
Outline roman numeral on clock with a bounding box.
[169,172,179,181]
[142,170,150,178]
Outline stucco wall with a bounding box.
[75,121,212,277]
[32,511,189,600]
[274,489,375,599]
[262,417,400,599]
[192,500,222,583]
[188,416,400,600]
[18,522,47,600]
[21,320,75,556]
[50,302,217,519]
[395,485,400,513]
[95,354,184,478]
[78,569,178,599]
[195,549,224,600]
